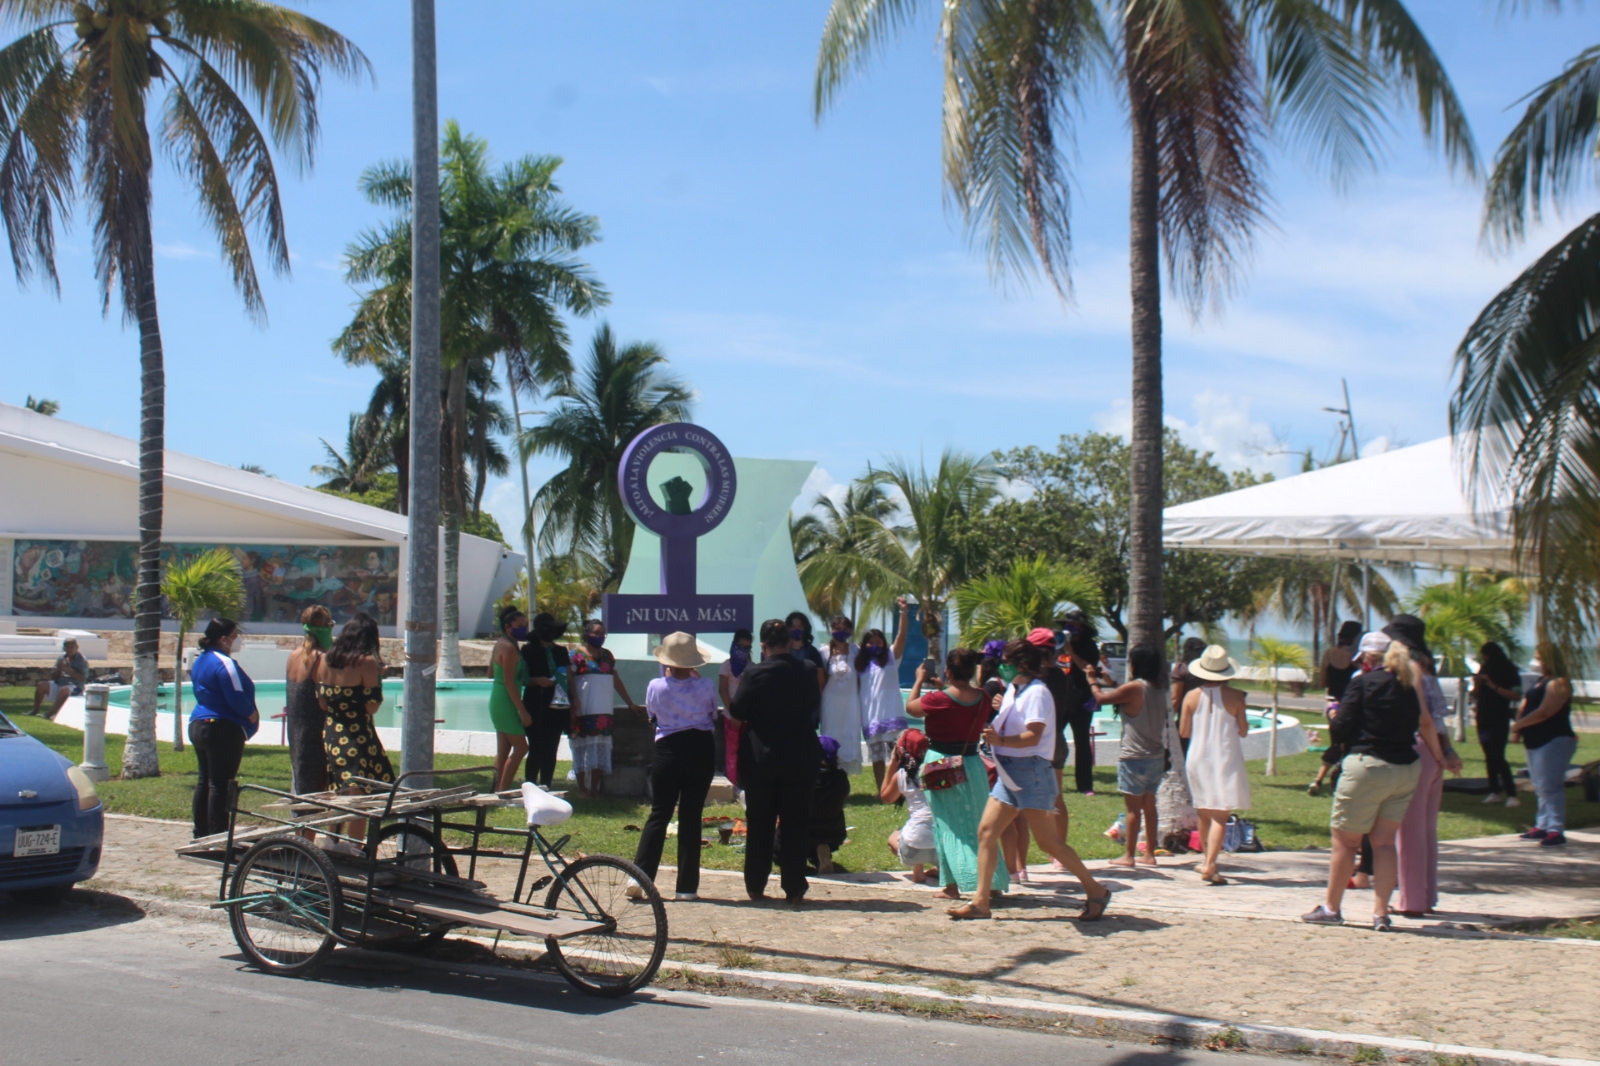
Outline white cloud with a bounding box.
[792,464,846,516]
[155,241,206,261]
[1093,390,1299,479]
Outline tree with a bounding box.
[1451,5,1600,663]
[953,554,1102,647]
[1250,635,1309,775]
[792,479,896,621]
[159,547,242,753]
[1251,558,1398,665]
[1408,572,1527,740]
[338,121,605,675]
[815,0,1475,675]
[312,413,394,494]
[958,430,1276,639]
[524,324,692,593]
[362,354,411,514]
[0,0,367,778]
[24,395,58,415]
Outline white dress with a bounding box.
[859,651,908,764]
[1186,685,1250,811]
[819,643,863,775]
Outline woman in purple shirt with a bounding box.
[631,632,720,901]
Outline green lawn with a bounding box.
[5,686,1594,874]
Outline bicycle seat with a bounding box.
[520,782,573,827]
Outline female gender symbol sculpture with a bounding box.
[602,423,754,635]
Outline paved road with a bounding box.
[3,896,1280,1066]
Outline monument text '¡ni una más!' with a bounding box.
[602,423,755,635]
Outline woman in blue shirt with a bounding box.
[188,617,260,837]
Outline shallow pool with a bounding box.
[107,680,502,733]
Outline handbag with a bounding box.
[920,755,968,791]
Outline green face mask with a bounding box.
[305,624,334,650]
[997,663,1019,683]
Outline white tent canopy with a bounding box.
[1162,437,1514,570]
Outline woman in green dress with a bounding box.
[488,605,532,791]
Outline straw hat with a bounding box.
[1187,644,1239,681]
[653,631,706,669]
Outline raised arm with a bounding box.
[1092,678,1144,711]
[891,598,910,662]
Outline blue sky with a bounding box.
[5,1,1600,550]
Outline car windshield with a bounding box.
[0,710,19,737]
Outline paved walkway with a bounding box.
[93,815,1600,1062]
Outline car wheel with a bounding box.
[11,883,73,905]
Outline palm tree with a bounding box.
[466,362,512,521]
[24,395,59,415]
[0,1,366,778]
[803,451,998,662]
[312,413,394,494]
[1407,572,1527,740]
[815,0,1474,667]
[524,324,693,593]
[953,554,1102,647]
[1451,4,1600,660]
[159,548,242,753]
[793,479,896,621]
[362,354,411,514]
[1252,559,1399,665]
[338,122,605,675]
[1250,635,1310,775]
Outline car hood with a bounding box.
[0,733,74,807]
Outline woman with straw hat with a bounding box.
[1180,644,1252,885]
[631,632,720,901]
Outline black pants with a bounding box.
[1066,710,1095,793]
[1478,724,1518,798]
[525,708,567,788]
[190,718,246,838]
[633,729,716,895]
[740,761,817,901]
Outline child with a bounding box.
[880,729,939,884]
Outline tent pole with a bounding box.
[1362,562,1371,631]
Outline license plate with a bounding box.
[14,825,60,857]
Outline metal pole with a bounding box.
[401,0,441,783]
[1362,562,1371,631]
[1344,378,1360,460]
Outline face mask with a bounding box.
[832,630,851,643]
[789,628,806,642]
[997,663,1019,683]
[585,634,606,649]
[510,625,529,641]
[865,645,887,664]
[304,624,333,650]
[730,644,751,676]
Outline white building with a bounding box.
[0,402,521,638]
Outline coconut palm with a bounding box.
[1250,635,1309,775]
[793,478,896,621]
[466,368,511,521]
[312,413,394,494]
[1451,6,1600,660]
[1407,572,1527,740]
[523,324,694,593]
[159,548,243,753]
[361,353,411,514]
[953,554,1102,647]
[1251,559,1399,665]
[0,0,366,777]
[337,122,605,674]
[815,0,1475,663]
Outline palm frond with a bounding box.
[813,0,929,116]
[160,546,244,628]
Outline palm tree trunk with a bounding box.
[1267,680,1280,776]
[1125,62,1165,661]
[505,358,537,618]
[124,210,165,780]
[439,359,468,677]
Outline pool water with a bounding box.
[107,680,502,732]
[1091,708,1274,738]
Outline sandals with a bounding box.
[1078,890,1112,921]
[947,902,992,920]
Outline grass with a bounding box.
[5,685,1594,872]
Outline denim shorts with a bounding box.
[990,754,1059,811]
[1117,756,1165,796]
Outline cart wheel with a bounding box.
[370,822,458,945]
[228,836,343,976]
[543,855,667,997]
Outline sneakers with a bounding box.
[625,881,646,900]
[1301,904,1343,925]
[1371,913,1394,933]
[1505,795,1521,808]
[1482,792,1503,805]
[673,892,700,901]
[1540,831,1568,848]
[1519,828,1549,841]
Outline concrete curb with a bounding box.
[98,888,1597,1066]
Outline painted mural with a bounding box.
[11,540,400,626]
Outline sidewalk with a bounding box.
[94,815,1600,1062]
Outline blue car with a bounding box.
[0,709,104,903]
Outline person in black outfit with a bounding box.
[1062,631,1101,795]
[520,613,572,788]
[1472,641,1523,807]
[730,618,823,903]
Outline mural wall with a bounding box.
[10,540,400,627]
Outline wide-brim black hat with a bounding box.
[1382,614,1430,657]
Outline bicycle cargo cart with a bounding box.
[176,767,668,997]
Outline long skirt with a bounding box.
[925,762,1008,893]
[1396,741,1442,913]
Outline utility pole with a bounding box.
[1323,378,1360,463]
[401,0,441,783]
